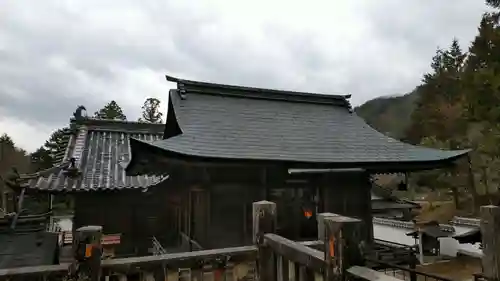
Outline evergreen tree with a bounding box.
[466,16,498,73]
[43,128,69,166]
[0,133,31,214]
[94,100,127,120]
[406,40,467,144]
[138,98,163,123]
[30,146,54,171]
[486,0,500,8]
[0,134,14,148]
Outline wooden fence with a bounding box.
[0,200,474,281]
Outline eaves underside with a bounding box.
[126,138,470,175]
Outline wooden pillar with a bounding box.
[72,225,103,281]
[317,213,340,241]
[253,201,277,281]
[481,205,500,281]
[322,215,362,281]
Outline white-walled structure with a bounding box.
[373,216,482,258]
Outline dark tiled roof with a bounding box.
[370,182,420,211]
[127,75,469,173]
[20,119,168,192]
[453,228,481,244]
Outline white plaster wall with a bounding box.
[373,222,482,258]
[57,218,73,231]
[439,225,482,257]
[373,223,416,246]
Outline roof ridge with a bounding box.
[70,117,165,133]
[166,75,352,109]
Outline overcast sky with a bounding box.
[0,0,490,152]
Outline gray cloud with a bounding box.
[0,0,490,151]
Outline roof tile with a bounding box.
[129,77,469,170]
[21,119,168,192]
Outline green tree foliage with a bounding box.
[31,146,54,171]
[94,100,127,120]
[486,0,500,8]
[0,134,32,214]
[34,128,70,169]
[406,39,468,146]
[138,98,163,123]
[401,5,500,212]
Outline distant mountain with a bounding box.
[355,91,419,140]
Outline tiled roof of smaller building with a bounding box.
[19,118,169,192]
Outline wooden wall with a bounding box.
[73,185,182,257]
[321,171,373,244]
[72,168,374,256]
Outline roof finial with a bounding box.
[73,105,87,121]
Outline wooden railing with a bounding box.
[365,258,453,281]
[0,201,409,281]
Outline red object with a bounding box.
[214,269,223,281]
[102,234,121,245]
[303,209,313,219]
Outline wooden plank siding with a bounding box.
[321,171,373,244]
[70,168,374,257]
[73,186,183,257]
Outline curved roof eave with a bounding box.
[125,137,471,175]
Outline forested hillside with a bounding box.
[355,91,418,140]
[356,1,500,214]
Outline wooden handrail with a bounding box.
[0,240,323,279]
[0,200,441,281]
[264,233,324,271]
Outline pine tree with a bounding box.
[0,134,14,148]
[0,134,31,214]
[138,98,163,123]
[30,128,70,169]
[467,16,497,72]
[406,40,467,144]
[486,0,500,8]
[30,146,54,171]
[94,101,127,120]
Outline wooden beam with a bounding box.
[10,187,26,229]
[0,242,317,279]
[264,234,324,271]
[481,205,500,281]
